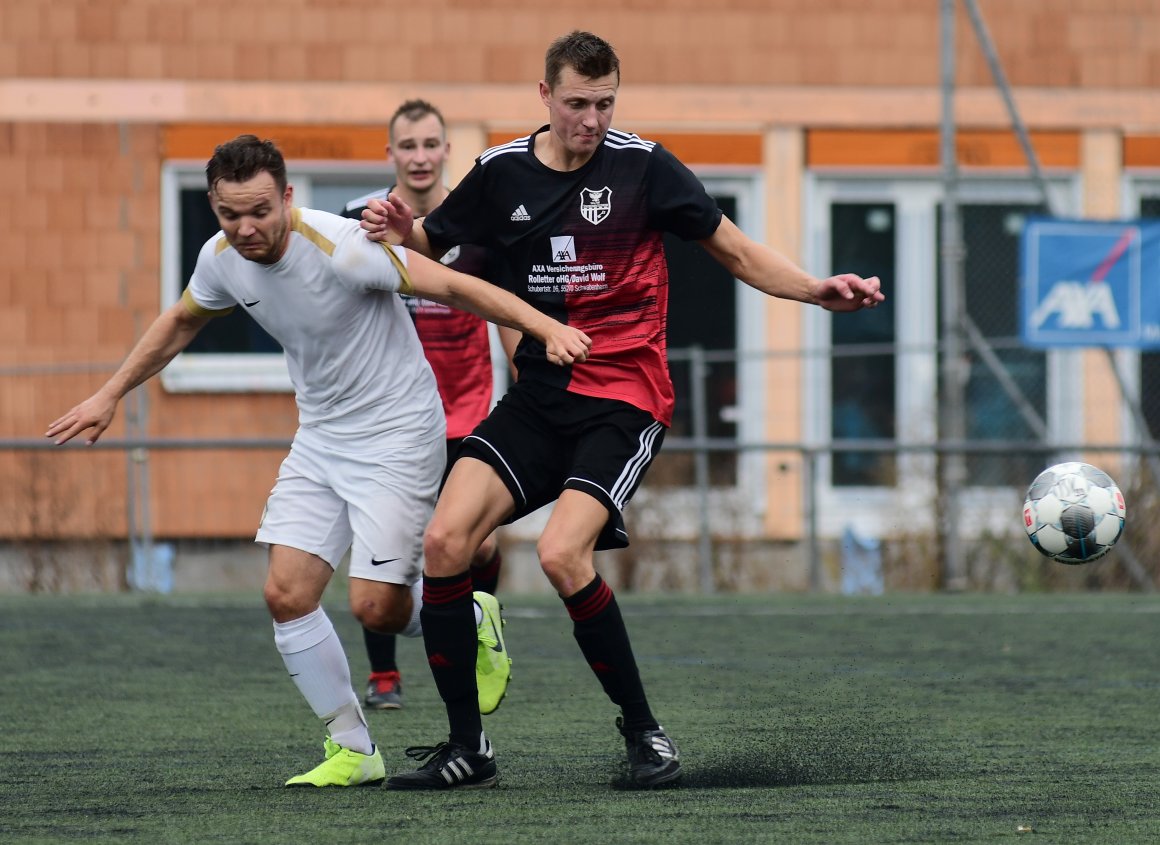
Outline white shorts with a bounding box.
[255,427,444,585]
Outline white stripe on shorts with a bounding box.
[609,420,664,509]
[462,434,527,507]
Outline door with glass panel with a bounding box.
[808,176,1076,534]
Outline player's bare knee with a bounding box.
[423,522,472,577]
[537,540,591,595]
[263,578,312,621]
[352,598,403,633]
[261,581,282,615]
[536,532,573,567]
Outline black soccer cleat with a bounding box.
[617,717,682,788]
[385,739,498,790]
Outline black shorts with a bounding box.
[443,438,465,491]
[455,380,666,550]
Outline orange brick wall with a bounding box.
[0,121,297,539]
[1,0,1159,88]
[3,0,1159,540]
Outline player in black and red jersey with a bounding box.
[362,32,884,791]
[342,100,515,715]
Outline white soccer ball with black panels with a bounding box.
[1022,462,1126,565]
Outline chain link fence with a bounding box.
[4,343,1158,595]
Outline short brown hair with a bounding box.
[205,135,287,194]
[544,31,620,90]
[389,99,446,143]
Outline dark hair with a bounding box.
[389,99,446,143]
[544,31,620,89]
[205,135,287,194]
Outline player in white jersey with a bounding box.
[46,135,591,788]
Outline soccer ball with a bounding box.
[1022,462,1126,565]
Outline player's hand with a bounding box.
[45,393,118,446]
[543,325,592,367]
[361,195,412,245]
[812,274,884,313]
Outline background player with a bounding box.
[342,99,515,713]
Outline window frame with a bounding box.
[159,160,390,393]
[1120,171,1160,448]
[804,171,1082,537]
[692,170,770,522]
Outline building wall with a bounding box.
[2,0,1160,541]
[3,0,1159,88]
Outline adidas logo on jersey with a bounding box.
[510,204,531,222]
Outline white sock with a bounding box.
[272,606,373,755]
[399,579,424,638]
[395,579,481,637]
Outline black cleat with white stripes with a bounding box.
[385,739,498,790]
[617,717,682,788]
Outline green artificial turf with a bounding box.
[2,592,1159,843]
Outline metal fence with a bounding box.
[3,341,1158,595]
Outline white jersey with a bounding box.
[184,207,444,444]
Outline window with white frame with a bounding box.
[806,174,1080,536]
[650,174,767,504]
[1128,177,1160,440]
[160,162,388,393]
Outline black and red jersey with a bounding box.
[343,189,493,438]
[423,126,722,426]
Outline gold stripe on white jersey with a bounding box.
[291,208,336,256]
[181,287,234,317]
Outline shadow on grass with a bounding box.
[611,728,949,791]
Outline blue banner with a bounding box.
[1021,217,1160,348]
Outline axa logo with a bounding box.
[580,187,611,225]
[1030,281,1121,330]
[550,235,576,262]
[1029,225,1135,334]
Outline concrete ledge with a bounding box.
[0,535,811,595]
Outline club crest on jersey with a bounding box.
[580,187,612,225]
[439,245,461,266]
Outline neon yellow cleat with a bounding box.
[285,737,385,787]
[474,591,512,715]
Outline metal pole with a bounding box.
[689,346,714,593]
[124,313,155,592]
[804,448,821,591]
[962,0,1152,591]
[940,0,968,591]
[124,386,139,590]
[962,315,1047,438]
[136,385,155,591]
[961,0,1053,209]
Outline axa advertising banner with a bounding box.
[1021,217,1160,348]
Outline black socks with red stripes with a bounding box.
[563,574,658,732]
[421,571,483,747]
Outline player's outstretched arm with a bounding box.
[46,302,210,445]
[405,251,591,366]
[701,216,884,312]
[361,195,437,258]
